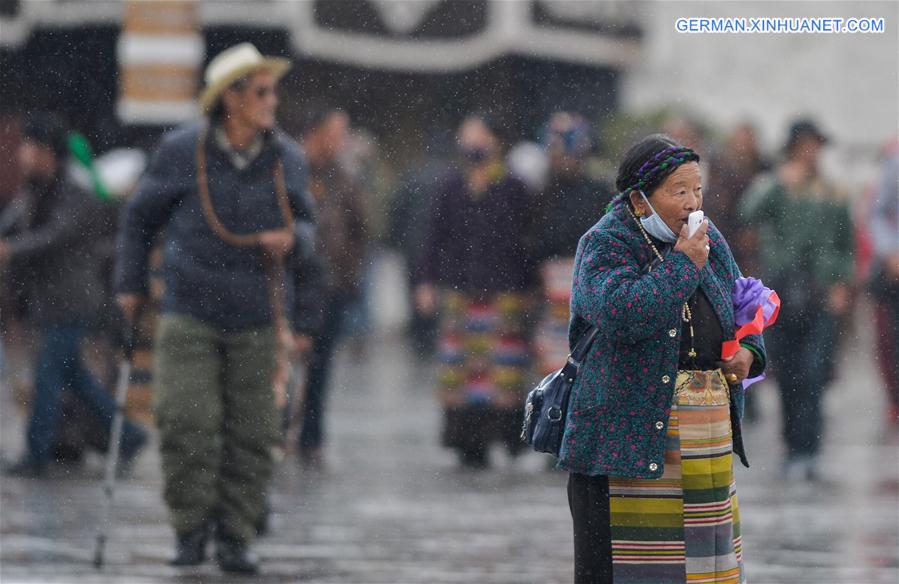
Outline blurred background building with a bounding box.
[0,0,642,202]
[3,0,893,204]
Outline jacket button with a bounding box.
[662,375,671,384]
[649,462,659,471]
[655,421,664,430]
[668,329,677,337]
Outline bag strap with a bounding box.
[559,325,598,382]
[561,247,600,377]
[570,326,598,364]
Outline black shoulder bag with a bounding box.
[521,324,598,456]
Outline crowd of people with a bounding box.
[1,42,897,576]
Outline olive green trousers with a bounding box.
[153,314,278,542]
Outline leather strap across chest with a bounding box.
[195,126,295,337]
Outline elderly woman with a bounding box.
[559,134,766,583]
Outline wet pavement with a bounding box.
[1,276,897,582]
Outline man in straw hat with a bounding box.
[116,43,323,574]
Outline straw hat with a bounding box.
[199,43,291,114]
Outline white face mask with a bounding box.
[639,191,678,243]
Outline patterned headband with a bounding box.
[626,146,699,194]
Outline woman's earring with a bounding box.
[634,208,644,217]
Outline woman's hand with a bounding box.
[280,329,314,360]
[259,230,295,260]
[116,293,145,325]
[717,347,754,385]
[415,283,437,316]
[674,219,709,269]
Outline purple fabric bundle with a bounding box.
[731,277,779,389]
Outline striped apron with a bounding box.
[609,370,745,584]
[436,291,532,411]
[534,257,576,377]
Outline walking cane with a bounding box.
[93,322,137,569]
[282,359,307,453]
[263,252,309,455]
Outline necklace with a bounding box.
[627,207,698,361]
[682,301,698,360]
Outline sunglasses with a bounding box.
[250,85,277,99]
[230,83,277,99]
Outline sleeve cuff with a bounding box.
[740,341,765,377]
[666,250,702,294]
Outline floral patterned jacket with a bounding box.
[558,198,766,479]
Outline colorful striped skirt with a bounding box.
[534,257,576,377]
[436,291,533,448]
[609,370,744,583]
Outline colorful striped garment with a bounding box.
[609,370,744,583]
[534,257,577,376]
[437,291,533,411]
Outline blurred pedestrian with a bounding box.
[115,43,321,574]
[296,107,368,466]
[71,146,149,389]
[666,116,762,259]
[415,113,537,468]
[0,113,147,478]
[741,119,853,481]
[561,134,766,583]
[530,112,609,376]
[335,126,381,357]
[387,132,453,355]
[716,123,771,423]
[714,122,771,273]
[867,144,899,426]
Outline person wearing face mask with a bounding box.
[560,134,766,583]
[415,113,537,468]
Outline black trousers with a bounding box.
[300,293,349,450]
[568,472,613,583]
[768,307,838,457]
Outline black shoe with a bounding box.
[254,501,271,537]
[215,537,259,575]
[1,456,48,478]
[298,446,326,469]
[458,447,489,469]
[119,425,148,473]
[170,523,211,566]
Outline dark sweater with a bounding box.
[679,289,726,370]
[307,160,368,293]
[418,171,536,297]
[531,173,610,262]
[6,173,107,327]
[116,122,323,333]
